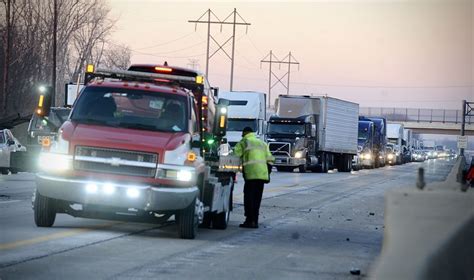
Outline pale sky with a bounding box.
[107,0,473,110]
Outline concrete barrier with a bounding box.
[372,157,474,279]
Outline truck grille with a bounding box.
[268,142,291,157]
[74,146,158,177]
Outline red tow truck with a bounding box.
[34,64,239,239]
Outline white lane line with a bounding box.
[0,200,22,204]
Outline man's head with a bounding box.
[242,126,253,137]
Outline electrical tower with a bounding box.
[188,9,250,91]
[187,59,200,71]
[260,51,300,108]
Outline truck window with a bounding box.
[358,127,369,140]
[267,123,305,135]
[71,87,188,133]
[227,119,257,132]
[0,131,5,144]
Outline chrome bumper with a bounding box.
[36,173,198,211]
[273,156,306,167]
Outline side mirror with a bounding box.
[7,139,15,146]
[211,87,219,98]
[214,99,229,137]
[36,86,53,117]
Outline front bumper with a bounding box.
[36,173,198,212]
[273,156,305,167]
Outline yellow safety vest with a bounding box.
[234,133,274,180]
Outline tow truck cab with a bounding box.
[34,64,236,239]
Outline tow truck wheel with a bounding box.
[33,190,57,227]
[177,198,198,239]
[0,168,8,175]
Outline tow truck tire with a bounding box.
[0,168,8,175]
[34,190,56,227]
[177,198,198,239]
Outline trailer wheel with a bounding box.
[34,190,57,227]
[320,153,328,173]
[177,198,198,239]
[298,164,307,173]
[0,168,9,175]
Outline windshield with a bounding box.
[227,119,257,132]
[71,87,188,132]
[358,127,369,141]
[0,131,5,143]
[267,123,305,135]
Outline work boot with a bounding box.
[239,221,258,229]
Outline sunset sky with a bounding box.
[107,0,473,110]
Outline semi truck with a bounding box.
[266,95,358,173]
[356,116,387,169]
[33,64,239,239]
[386,123,404,165]
[353,119,375,169]
[218,91,266,147]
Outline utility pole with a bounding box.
[187,59,200,71]
[260,51,300,108]
[189,8,250,90]
[2,0,11,114]
[52,0,58,106]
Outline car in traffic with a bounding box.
[0,129,27,174]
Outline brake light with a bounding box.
[154,66,172,73]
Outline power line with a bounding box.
[189,8,251,91]
[134,32,197,50]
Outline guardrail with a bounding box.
[360,107,472,124]
[372,157,474,279]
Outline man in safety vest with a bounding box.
[234,127,274,228]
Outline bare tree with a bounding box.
[0,0,129,118]
[99,43,131,70]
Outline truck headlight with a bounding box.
[39,152,73,172]
[177,170,193,182]
[363,153,371,160]
[387,154,394,160]
[156,165,195,183]
[38,129,71,172]
[294,151,304,159]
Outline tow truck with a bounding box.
[33,64,239,239]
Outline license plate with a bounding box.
[275,159,282,164]
[38,136,52,145]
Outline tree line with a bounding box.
[0,0,131,119]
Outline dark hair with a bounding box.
[242,127,254,134]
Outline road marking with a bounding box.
[0,221,120,251]
[234,179,315,199]
[0,200,22,204]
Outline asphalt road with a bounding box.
[0,158,454,279]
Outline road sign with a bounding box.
[457,135,468,149]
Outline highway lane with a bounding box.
[0,158,455,279]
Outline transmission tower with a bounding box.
[187,59,200,71]
[260,51,300,108]
[188,8,251,91]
